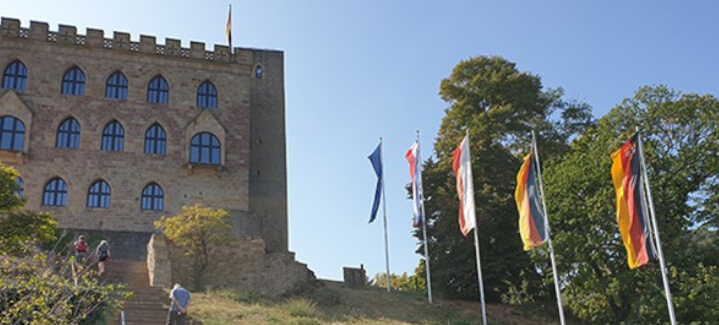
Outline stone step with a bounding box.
[108,258,169,325]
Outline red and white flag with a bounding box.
[452,133,476,237]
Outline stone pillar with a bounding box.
[147,233,172,288]
[343,265,367,288]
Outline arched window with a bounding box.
[101,121,124,152]
[141,183,164,211]
[43,177,67,206]
[105,71,128,100]
[2,60,28,91]
[56,117,81,149]
[190,132,221,165]
[0,116,25,151]
[255,65,263,79]
[144,124,166,155]
[147,76,169,104]
[87,180,110,208]
[61,67,85,96]
[15,177,24,198]
[196,80,217,108]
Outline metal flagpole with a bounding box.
[635,127,677,325]
[467,129,488,325]
[472,226,488,325]
[531,130,566,325]
[380,138,391,292]
[416,130,433,304]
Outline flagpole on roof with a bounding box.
[531,130,566,325]
[416,130,433,304]
[636,127,677,325]
[380,137,391,293]
[465,129,488,325]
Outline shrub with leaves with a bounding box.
[155,204,233,290]
[0,251,129,324]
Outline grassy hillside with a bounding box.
[191,280,559,325]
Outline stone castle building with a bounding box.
[0,17,312,294]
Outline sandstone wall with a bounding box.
[0,18,269,236]
[148,233,313,295]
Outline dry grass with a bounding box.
[191,280,559,325]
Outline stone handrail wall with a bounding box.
[0,17,233,63]
[147,233,172,288]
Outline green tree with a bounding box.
[155,204,233,290]
[0,164,23,212]
[372,263,427,291]
[0,163,57,256]
[542,85,719,323]
[420,55,593,303]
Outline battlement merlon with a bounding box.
[0,17,281,65]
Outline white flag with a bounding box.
[452,134,476,236]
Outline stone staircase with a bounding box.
[106,259,169,325]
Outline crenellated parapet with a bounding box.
[0,17,243,63]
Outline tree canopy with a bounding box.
[418,56,592,302]
[541,85,719,323]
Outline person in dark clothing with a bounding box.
[96,240,110,275]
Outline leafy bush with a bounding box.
[155,204,232,290]
[0,251,129,324]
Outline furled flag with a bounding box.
[368,142,383,223]
[405,142,423,227]
[452,133,476,237]
[610,133,657,269]
[226,5,232,52]
[514,152,547,251]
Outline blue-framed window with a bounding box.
[141,183,164,211]
[43,178,67,206]
[56,117,81,149]
[147,76,169,104]
[190,132,221,165]
[61,67,85,96]
[144,123,166,155]
[0,116,25,151]
[87,180,111,208]
[197,80,217,108]
[105,71,128,100]
[101,121,124,152]
[2,60,28,91]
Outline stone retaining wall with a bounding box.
[147,233,313,295]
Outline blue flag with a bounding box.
[368,142,383,223]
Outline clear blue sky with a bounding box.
[4,1,719,280]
